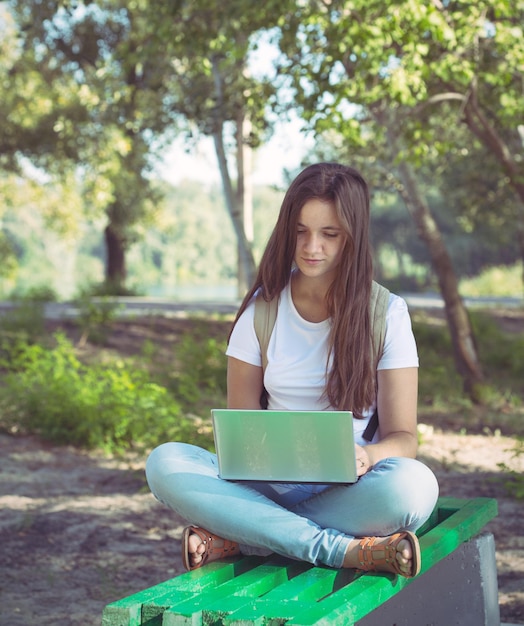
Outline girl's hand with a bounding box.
[355,444,372,477]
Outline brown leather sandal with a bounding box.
[182,526,240,571]
[357,531,421,578]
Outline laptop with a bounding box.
[211,409,357,483]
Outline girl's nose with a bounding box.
[304,233,322,253]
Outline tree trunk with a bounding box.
[212,127,257,290]
[104,222,126,288]
[211,56,257,291]
[236,113,254,296]
[375,108,485,397]
[395,158,484,395]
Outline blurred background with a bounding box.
[1,0,522,304]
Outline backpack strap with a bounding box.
[363,281,390,441]
[254,294,278,409]
[254,293,278,373]
[370,281,390,368]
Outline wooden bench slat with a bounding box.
[222,599,321,626]
[261,566,357,602]
[102,557,263,626]
[203,598,315,626]
[157,558,308,625]
[216,568,358,625]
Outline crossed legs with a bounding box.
[145,442,438,574]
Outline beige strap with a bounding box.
[370,280,390,367]
[253,293,278,372]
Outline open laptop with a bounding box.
[211,409,357,483]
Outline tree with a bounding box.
[7,0,289,294]
[321,0,524,281]
[7,0,180,291]
[428,2,524,284]
[274,0,492,395]
[0,5,92,285]
[154,0,285,292]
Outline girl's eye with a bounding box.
[324,232,339,238]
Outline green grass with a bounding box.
[459,262,523,298]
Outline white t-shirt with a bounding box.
[226,282,418,446]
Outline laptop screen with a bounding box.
[211,409,357,483]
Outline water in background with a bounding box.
[147,284,239,301]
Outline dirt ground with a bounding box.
[1,428,523,625]
[1,312,524,624]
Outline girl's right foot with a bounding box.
[182,526,241,571]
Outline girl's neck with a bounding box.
[291,271,332,322]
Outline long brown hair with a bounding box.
[230,162,375,417]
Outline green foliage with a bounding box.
[169,323,228,412]
[0,286,58,356]
[74,293,123,346]
[0,232,18,282]
[412,313,461,405]
[470,312,524,380]
[0,333,206,453]
[0,306,523,481]
[278,0,524,306]
[0,178,281,300]
[0,300,46,344]
[414,307,524,443]
[82,280,142,298]
[5,0,283,292]
[460,264,524,298]
[16,285,59,302]
[152,181,237,287]
[496,437,524,500]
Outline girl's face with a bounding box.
[294,199,347,283]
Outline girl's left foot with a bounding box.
[343,531,421,578]
[182,526,241,571]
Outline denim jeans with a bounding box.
[145,442,439,568]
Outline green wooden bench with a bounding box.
[102,497,499,626]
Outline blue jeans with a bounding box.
[145,442,439,568]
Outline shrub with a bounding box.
[460,263,523,298]
[0,333,210,453]
[470,312,524,379]
[168,323,228,412]
[0,300,46,345]
[80,280,141,297]
[15,285,59,302]
[497,437,524,500]
[74,294,122,346]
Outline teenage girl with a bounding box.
[146,162,439,577]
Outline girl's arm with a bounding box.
[356,367,418,475]
[227,356,264,409]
